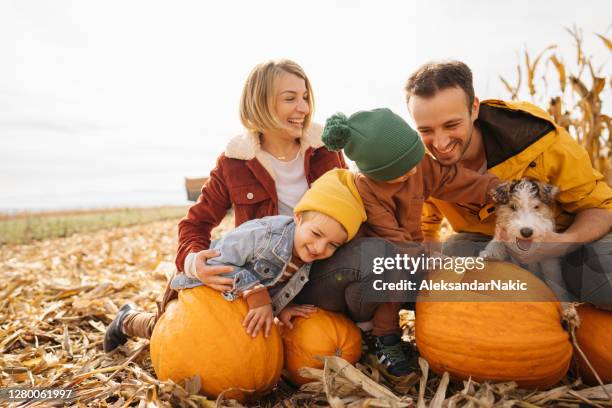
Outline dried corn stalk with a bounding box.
[500,25,611,184]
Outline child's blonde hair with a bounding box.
[297,211,349,238]
[239,59,314,133]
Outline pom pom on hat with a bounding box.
[321,108,425,182]
[321,113,351,151]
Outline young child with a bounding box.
[170,168,367,338]
[322,108,500,374]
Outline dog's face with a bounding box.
[491,179,559,252]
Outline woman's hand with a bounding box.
[278,304,317,329]
[243,304,274,338]
[187,249,235,292]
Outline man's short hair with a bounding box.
[405,61,475,112]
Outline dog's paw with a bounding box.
[479,248,506,261]
[481,241,507,261]
[479,250,493,260]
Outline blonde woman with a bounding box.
[104,59,345,349]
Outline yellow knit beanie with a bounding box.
[294,169,366,240]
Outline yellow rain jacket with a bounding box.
[422,99,612,239]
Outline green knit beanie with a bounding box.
[322,108,425,182]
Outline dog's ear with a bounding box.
[533,181,559,204]
[491,182,511,204]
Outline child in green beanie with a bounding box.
[322,108,501,376]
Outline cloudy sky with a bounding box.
[1,0,610,211]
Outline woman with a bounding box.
[104,59,345,349]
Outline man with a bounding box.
[405,60,612,309]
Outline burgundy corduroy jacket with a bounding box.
[176,125,346,272]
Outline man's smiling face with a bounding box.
[408,86,479,166]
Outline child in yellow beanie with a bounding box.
[170,168,366,339]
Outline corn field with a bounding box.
[500,25,612,184]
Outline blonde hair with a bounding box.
[239,59,314,133]
[296,211,348,237]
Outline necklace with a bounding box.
[260,133,301,160]
[268,143,300,161]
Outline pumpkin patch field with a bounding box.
[1,213,611,407]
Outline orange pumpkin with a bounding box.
[281,309,362,385]
[150,286,283,402]
[575,304,612,385]
[416,261,572,389]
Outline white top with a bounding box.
[261,150,309,216]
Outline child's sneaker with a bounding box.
[374,333,411,376]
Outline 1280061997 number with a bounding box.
[0,387,75,402]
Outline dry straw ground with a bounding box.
[1,216,611,407]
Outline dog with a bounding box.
[481,179,558,259]
[480,178,574,301]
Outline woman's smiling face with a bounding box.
[273,72,311,139]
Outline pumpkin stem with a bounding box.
[563,302,611,399]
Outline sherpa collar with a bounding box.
[224,123,324,160]
[223,123,324,181]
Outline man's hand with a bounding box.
[243,304,274,338]
[499,208,611,264]
[278,304,317,329]
[186,249,235,292]
[506,230,579,264]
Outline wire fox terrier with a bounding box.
[480,179,573,300]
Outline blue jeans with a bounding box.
[294,237,424,321]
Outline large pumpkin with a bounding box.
[281,309,362,385]
[150,286,283,402]
[575,304,612,385]
[416,261,572,389]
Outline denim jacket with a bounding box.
[171,215,311,315]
